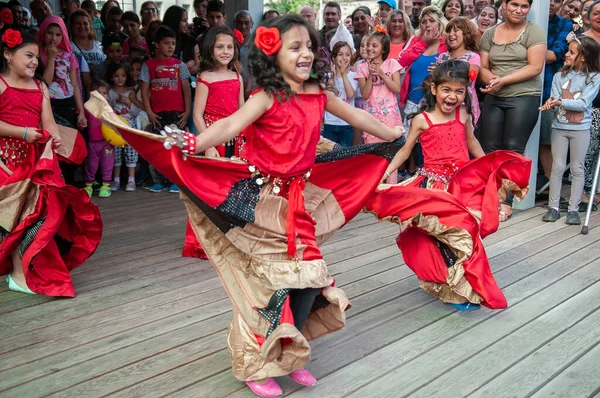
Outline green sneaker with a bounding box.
[98,184,112,198]
[83,184,93,197]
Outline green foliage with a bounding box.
[264,0,320,16]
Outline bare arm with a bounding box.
[192,80,208,134]
[82,71,91,100]
[380,70,401,94]
[70,66,87,128]
[463,107,485,158]
[479,51,494,85]
[128,90,145,109]
[194,90,272,153]
[238,75,245,107]
[324,90,402,141]
[42,55,55,86]
[341,72,355,99]
[384,114,426,175]
[40,83,59,137]
[359,75,374,100]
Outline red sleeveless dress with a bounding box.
[0,76,102,297]
[366,108,532,309]
[87,89,404,381]
[200,76,242,157]
[182,76,242,259]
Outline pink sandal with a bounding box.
[289,369,318,387]
[245,379,282,397]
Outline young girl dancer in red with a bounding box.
[367,60,531,310]
[0,30,102,297]
[87,14,404,398]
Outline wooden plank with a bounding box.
[348,274,600,397]
[0,235,412,394]
[161,223,600,397]
[529,342,600,398]
[468,304,600,398]
[279,242,600,397]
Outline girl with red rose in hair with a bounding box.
[86,14,404,397]
[181,25,244,259]
[0,29,102,296]
[370,60,531,311]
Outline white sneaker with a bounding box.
[125,181,136,192]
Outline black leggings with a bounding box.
[478,95,540,205]
[289,288,321,331]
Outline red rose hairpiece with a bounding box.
[469,67,478,83]
[1,9,13,25]
[375,24,387,35]
[2,29,22,49]
[254,26,282,56]
[233,29,244,45]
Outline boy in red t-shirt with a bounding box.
[140,25,192,192]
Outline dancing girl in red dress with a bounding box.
[0,30,102,297]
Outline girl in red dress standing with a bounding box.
[86,15,404,397]
[182,25,245,259]
[0,30,102,297]
[367,60,531,310]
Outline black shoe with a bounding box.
[566,211,581,225]
[542,208,560,222]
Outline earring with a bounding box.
[7,59,11,64]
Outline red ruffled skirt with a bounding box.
[365,151,531,309]
[0,130,103,297]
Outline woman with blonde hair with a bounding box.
[70,9,105,80]
[388,9,414,59]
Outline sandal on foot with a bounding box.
[6,275,36,294]
[289,369,318,387]
[245,379,282,398]
[499,211,512,222]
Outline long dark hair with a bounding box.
[561,36,600,81]
[163,5,195,63]
[248,14,326,101]
[416,59,473,118]
[198,25,241,74]
[105,61,134,88]
[0,29,44,82]
[441,0,465,18]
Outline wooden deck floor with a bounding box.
[1,190,600,398]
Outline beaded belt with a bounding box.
[244,162,313,260]
[416,163,460,188]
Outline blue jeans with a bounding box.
[322,124,354,147]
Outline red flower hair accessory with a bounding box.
[468,67,478,83]
[1,8,13,25]
[375,24,387,35]
[233,29,244,45]
[2,29,22,49]
[254,26,282,56]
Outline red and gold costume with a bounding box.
[365,108,531,309]
[0,76,102,297]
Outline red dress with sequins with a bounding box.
[0,76,102,297]
[86,89,404,381]
[200,76,242,157]
[365,108,532,309]
[182,76,242,259]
